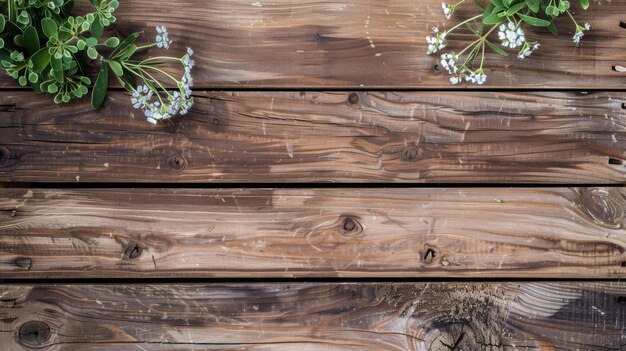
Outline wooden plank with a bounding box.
[0,282,624,350]
[1,187,624,278]
[1,91,625,183]
[3,1,626,89]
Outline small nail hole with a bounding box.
[609,158,623,166]
[621,261,626,267]
[620,21,626,29]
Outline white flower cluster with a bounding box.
[156,25,172,49]
[439,53,487,85]
[131,27,195,124]
[498,22,525,49]
[573,23,590,44]
[441,2,452,20]
[426,27,447,54]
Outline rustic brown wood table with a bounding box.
[1,0,625,350]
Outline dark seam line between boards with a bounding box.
[0,277,624,285]
[1,87,626,92]
[2,183,624,189]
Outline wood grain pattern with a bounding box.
[1,187,624,278]
[3,0,626,88]
[1,91,625,183]
[0,282,625,350]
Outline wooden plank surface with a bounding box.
[2,0,625,89]
[1,91,625,183]
[0,282,624,350]
[1,187,624,279]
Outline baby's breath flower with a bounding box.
[573,23,590,45]
[450,76,461,84]
[464,69,487,85]
[518,42,539,59]
[441,2,452,19]
[498,22,525,49]
[440,53,458,74]
[156,25,172,49]
[426,27,447,54]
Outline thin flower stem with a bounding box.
[445,14,482,34]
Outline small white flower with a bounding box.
[450,76,461,84]
[441,2,452,19]
[463,70,487,85]
[573,23,590,45]
[156,25,172,49]
[498,22,525,49]
[518,42,540,59]
[426,28,447,54]
[440,53,458,74]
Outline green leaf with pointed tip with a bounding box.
[104,37,119,47]
[518,13,551,26]
[525,0,539,12]
[23,26,40,54]
[29,48,51,73]
[485,40,508,56]
[483,12,506,24]
[0,14,5,32]
[41,18,58,38]
[108,60,123,76]
[506,2,526,15]
[90,16,104,38]
[580,0,589,9]
[91,63,108,109]
[109,32,139,59]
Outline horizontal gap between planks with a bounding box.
[3,182,625,189]
[3,87,626,93]
[1,277,624,285]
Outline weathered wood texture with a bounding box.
[1,91,625,183]
[1,187,624,278]
[1,282,624,350]
[4,0,625,88]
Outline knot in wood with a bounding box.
[401,145,422,161]
[0,146,9,165]
[348,93,359,105]
[340,216,362,235]
[578,188,625,228]
[15,257,32,270]
[432,63,443,74]
[18,321,51,347]
[123,244,143,260]
[422,247,438,265]
[167,153,187,171]
[425,322,478,351]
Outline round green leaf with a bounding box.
[85,37,98,47]
[87,46,98,59]
[108,60,123,76]
[18,76,27,86]
[0,14,5,32]
[48,83,58,93]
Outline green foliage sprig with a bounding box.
[0,0,194,124]
[427,0,591,85]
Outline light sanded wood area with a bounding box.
[1,187,624,278]
[1,91,625,183]
[1,282,624,350]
